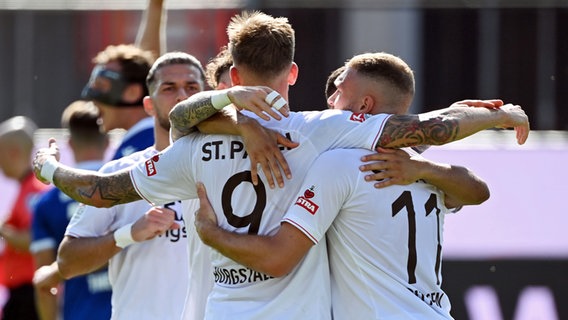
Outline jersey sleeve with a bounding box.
[282,149,354,244]
[65,203,115,238]
[129,138,197,205]
[297,110,392,152]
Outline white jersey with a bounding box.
[129,110,391,319]
[65,147,206,320]
[283,148,453,319]
[181,199,213,320]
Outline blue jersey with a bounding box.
[31,161,112,320]
[111,117,154,160]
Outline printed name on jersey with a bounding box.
[201,133,294,162]
[145,155,160,176]
[349,112,367,123]
[214,266,274,285]
[294,186,319,215]
[159,226,187,243]
[408,287,445,308]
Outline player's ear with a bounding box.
[287,62,299,86]
[142,96,155,117]
[359,96,374,114]
[230,66,241,86]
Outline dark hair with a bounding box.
[205,46,233,89]
[146,51,206,92]
[61,100,106,145]
[325,66,346,100]
[93,44,155,98]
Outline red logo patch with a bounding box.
[295,186,319,215]
[295,197,319,215]
[145,158,157,176]
[304,186,315,198]
[349,112,366,123]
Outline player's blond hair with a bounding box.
[227,11,295,80]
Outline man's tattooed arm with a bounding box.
[169,86,287,142]
[52,166,141,208]
[377,113,459,148]
[377,103,529,148]
[169,90,220,142]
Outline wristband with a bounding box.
[113,223,136,248]
[40,157,59,184]
[211,92,231,110]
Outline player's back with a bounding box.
[319,148,453,319]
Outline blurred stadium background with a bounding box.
[1,1,567,319]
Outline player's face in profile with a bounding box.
[327,68,363,112]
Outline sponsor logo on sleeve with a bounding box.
[145,155,160,176]
[349,112,366,123]
[294,186,319,215]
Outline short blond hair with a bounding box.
[227,11,295,79]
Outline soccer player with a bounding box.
[32,11,529,320]
[80,0,167,160]
[0,116,48,320]
[193,52,494,319]
[57,52,208,320]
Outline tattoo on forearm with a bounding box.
[379,115,459,148]
[55,170,140,207]
[169,95,219,137]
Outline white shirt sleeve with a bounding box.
[302,110,392,151]
[129,138,198,205]
[65,203,115,238]
[282,149,356,244]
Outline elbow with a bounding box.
[56,239,80,279]
[260,258,297,278]
[56,256,75,280]
[469,179,490,205]
[473,185,490,205]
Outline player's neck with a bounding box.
[154,128,170,151]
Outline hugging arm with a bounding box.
[33,140,141,208]
[169,86,289,142]
[194,183,312,277]
[52,168,139,208]
[360,148,489,208]
[170,87,296,188]
[377,102,529,148]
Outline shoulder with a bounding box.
[314,149,366,176]
[101,147,158,173]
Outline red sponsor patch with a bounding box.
[295,196,319,215]
[145,158,157,176]
[349,112,366,123]
[304,186,315,198]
